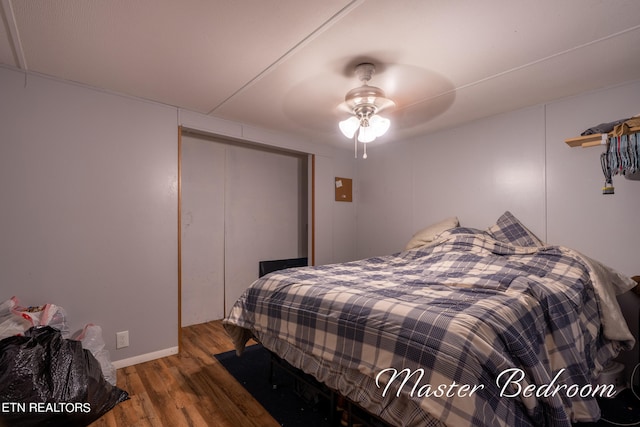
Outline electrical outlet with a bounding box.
[116,331,129,349]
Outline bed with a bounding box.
[223,211,636,427]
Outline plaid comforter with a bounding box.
[224,218,634,427]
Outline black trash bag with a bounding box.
[0,326,129,427]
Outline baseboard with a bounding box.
[112,346,179,369]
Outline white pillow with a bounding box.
[405,217,459,250]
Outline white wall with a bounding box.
[355,144,415,258]
[314,152,358,265]
[0,67,179,362]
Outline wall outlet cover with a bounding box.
[116,331,129,349]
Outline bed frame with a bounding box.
[268,350,391,427]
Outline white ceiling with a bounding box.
[2,0,640,147]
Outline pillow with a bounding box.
[405,216,459,250]
[486,211,545,247]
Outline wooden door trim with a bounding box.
[177,126,183,353]
[311,154,315,266]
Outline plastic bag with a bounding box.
[13,302,70,337]
[0,297,32,339]
[77,324,117,386]
[0,296,71,339]
[0,326,129,427]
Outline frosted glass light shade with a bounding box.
[357,125,375,143]
[339,116,360,138]
[369,115,390,137]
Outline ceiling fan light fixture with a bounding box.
[339,116,360,139]
[358,124,376,143]
[369,114,390,137]
[338,63,395,158]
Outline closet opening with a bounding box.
[177,127,312,350]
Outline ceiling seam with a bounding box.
[397,23,640,113]
[206,0,364,115]
[1,0,28,70]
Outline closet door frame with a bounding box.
[176,127,315,352]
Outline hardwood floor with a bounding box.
[90,320,279,427]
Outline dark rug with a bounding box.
[215,344,333,427]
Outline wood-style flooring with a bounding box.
[89,320,279,427]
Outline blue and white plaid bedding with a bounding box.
[224,213,634,427]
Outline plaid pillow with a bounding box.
[486,211,545,247]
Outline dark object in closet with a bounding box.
[259,257,308,278]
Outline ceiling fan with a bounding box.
[338,62,395,158]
